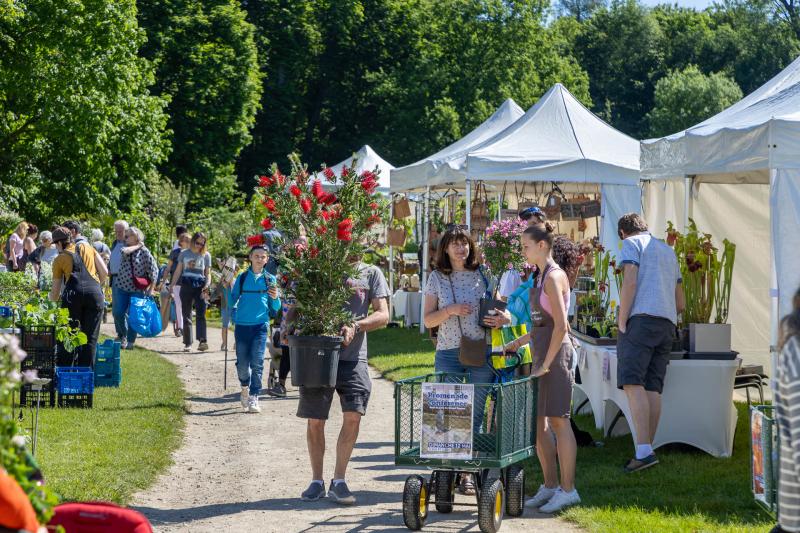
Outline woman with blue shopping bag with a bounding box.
[230,244,281,413]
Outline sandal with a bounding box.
[457,474,476,496]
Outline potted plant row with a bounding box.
[574,245,621,346]
[666,220,736,355]
[252,154,388,388]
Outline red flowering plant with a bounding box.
[251,154,388,337]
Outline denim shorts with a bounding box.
[221,306,232,328]
[297,360,372,420]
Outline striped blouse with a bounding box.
[776,335,800,532]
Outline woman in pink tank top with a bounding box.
[503,222,580,513]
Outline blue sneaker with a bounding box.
[328,479,356,505]
[301,481,326,502]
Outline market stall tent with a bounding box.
[322,145,394,194]
[390,98,525,193]
[641,54,800,365]
[465,83,642,254]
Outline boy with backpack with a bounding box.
[230,245,282,413]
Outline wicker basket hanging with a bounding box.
[392,197,412,220]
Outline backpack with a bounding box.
[231,269,277,323]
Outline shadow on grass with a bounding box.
[552,403,772,532]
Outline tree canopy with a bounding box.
[0,0,170,223]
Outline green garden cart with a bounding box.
[394,372,537,533]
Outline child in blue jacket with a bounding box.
[230,245,281,413]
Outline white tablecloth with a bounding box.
[392,290,422,327]
[573,343,739,457]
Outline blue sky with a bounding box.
[640,0,713,8]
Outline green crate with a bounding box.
[394,372,537,469]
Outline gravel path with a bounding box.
[108,324,581,532]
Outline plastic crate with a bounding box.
[56,367,94,395]
[95,372,121,388]
[20,347,57,378]
[19,382,56,408]
[58,393,93,408]
[20,325,56,350]
[95,339,121,361]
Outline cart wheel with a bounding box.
[505,465,524,517]
[478,478,504,533]
[403,475,428,530]
[434,470,455,513]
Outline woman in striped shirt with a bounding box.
[775,287,800,533]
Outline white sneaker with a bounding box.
[524,484,558,508]
[241,387,249,409]
[248,395,261,413]
[538,488,580,514]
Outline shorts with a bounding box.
[617,315,675,394]
[297,360,372,420]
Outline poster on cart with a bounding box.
[420,383,474,460]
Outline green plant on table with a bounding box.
[666,219,736,325]
[18,297,87,353]
[0,333,59,523]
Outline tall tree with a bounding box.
[556,0,607,21]
[238,0,590,179]
[647,65,743,136]
[138,0,263,207]
[0,0,170,225]
[574,0,664,138]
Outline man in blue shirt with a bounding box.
[616,213,685,473]
[230,245,282,413]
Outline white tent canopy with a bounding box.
[465,83,642,259]
[322,145,394,194]
[390,99,524,192]
[641,54,800,365]
[466,84,640,185]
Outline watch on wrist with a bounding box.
[353,322,362,335]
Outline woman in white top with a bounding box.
[423,224,495,495]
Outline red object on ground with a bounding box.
[0,469,39,533]
[48,502,152,533]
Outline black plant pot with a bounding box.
[288,335,343,388]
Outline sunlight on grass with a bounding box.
[24,342,185,504]
[368,328,774,532]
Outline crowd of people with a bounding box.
[6,210,800,530]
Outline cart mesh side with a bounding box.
[395,372,537,468]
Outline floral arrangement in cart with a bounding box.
[250,153,388,338]
[481,218,529,289]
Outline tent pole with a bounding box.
[683,175,692,231]
[388,196,394,322]
[420,186,431,334]
[466,179,472,230]
[496,192,502,221]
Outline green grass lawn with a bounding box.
[21,342,185,504]
[367,328,774,532]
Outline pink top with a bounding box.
[539,265,570,317]
[9,233,23,260]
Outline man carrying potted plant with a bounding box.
[616,213,684,473]
[297,257,390,505]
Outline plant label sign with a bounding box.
[420,383,474,460]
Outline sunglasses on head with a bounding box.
[444,223,468,232]
[519,206,544,221]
